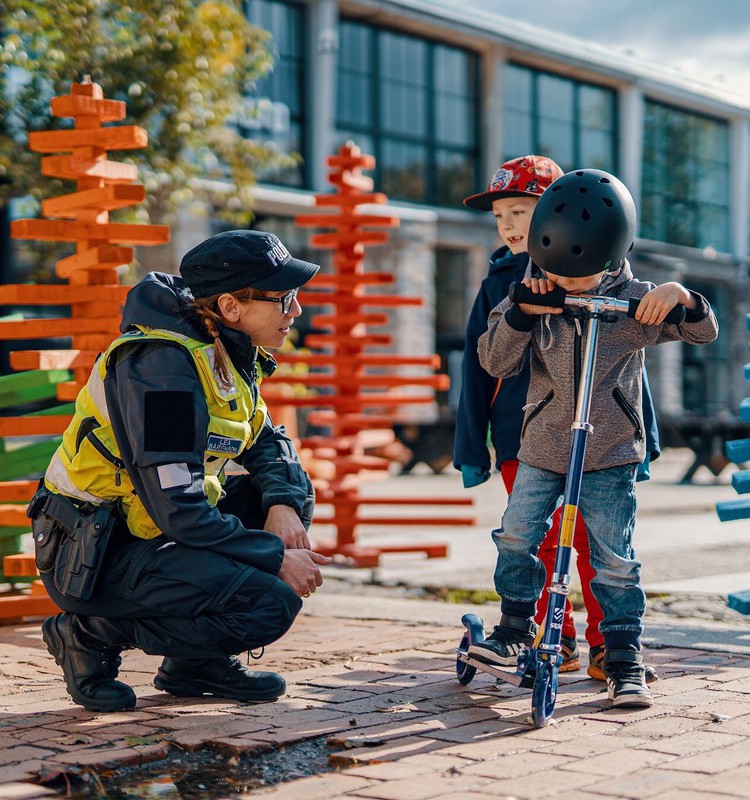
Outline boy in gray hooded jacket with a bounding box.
[474,169,718,707]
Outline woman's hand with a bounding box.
[636,282,695,325]
[277,549,332,597]
[517,277,564,316]
[265,504,311,549]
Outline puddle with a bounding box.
[43,737,334,799]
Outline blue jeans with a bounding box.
[492,461,644,641]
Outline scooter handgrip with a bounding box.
[627,298,686,325]
[508,281,567,309]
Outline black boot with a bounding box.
[41,613,137,712]
[154,656,286,702]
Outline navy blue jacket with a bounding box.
[453,247,661,476]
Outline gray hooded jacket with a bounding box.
[477,262,718,474]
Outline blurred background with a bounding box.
[2,0,750,480]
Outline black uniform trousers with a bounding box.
[38,475,302,659]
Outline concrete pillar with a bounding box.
[730,117,750,259]
[619,86,644,219]
[481,46,506,182]
[308,0,338,191]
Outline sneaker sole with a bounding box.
[42,617,136,713]
[609,692,654,708]
[153,675,285,702]
[559,657,581,672]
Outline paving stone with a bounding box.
[347,771,494,800]
[660,740,750,774]
[683,765,750,796]
[240,772,375,800]
[557,747,676,776]
[460,750,574,779]
[0,782,59,799]
[634,728,744,755]
[584,767,715,798]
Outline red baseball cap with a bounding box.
[463,155,563,211]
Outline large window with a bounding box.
[243,0,306,187]
[641,101,730,252]
[336,21,480,207]
[503,63,617,173]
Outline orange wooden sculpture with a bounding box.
[0,78,169,621]
[264,143,474,567]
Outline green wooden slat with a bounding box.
[0,437,61,480]
[0,369,72,409]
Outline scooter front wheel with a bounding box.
[531,659,558,728]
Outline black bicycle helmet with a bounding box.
[527,169,636,277]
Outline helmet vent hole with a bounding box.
[602,197,614,208]
[579,187,588,194]
[574,170,584,176]
[542,235,551,248]
[600,177,611,184]
[581,208,590,221]
[572,245,583,256]
[552,185,562,192]
[555,203,566,213]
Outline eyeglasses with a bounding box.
[250,288,299,314]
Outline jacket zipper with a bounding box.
[521,390,554,439]
[612,387,644,442]
[85,432,126,486]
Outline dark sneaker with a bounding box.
[154,656,286,702]
[559,635,581,672]
[588,644,659,684]
[604,650,653,708]
[41,613,136,712]
[467,615,538,667]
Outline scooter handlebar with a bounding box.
[508,282,686,325]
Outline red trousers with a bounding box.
[499,459,604,647]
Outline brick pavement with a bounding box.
[2,597,750,800]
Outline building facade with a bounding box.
[178,0,750,425]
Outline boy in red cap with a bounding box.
[454,155,660,680]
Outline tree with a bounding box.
[0,0,291,245]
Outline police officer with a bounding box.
[29,229,331,712]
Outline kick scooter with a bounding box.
[455,283,685,727]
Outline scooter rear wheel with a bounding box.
[456,633,477,685]
[531,659,558,727]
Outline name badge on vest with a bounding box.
[206,434,243,456]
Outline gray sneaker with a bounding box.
[467,615,538,667]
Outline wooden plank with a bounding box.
[2,555,38,577]
[11,218,169,246]
[732,471,750,494]
[50,94,125,122]
[0,481,38,502]
[0,284,129,304]
[42,155,138,183]
[0,438,61,481]
[28,126,148,153]
[0,506,28,527]
[0,592,60,622]
[56,245,133,277]
[717,497,750,522]
[0,370,71,408]
[0,416,72,437]
[726,438,750,463]
[0,317,119,340]
[43,185,145,217]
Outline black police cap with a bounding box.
[179,230,320,299]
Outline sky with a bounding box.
[432,0,750,101]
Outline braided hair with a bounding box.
[183,287,257,391]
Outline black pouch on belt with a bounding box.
[53,500,120,602]
[27,486,120,601]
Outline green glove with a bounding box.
[461,464,491,488]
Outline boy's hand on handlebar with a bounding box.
[636,282,695,325]
[518,277,564,316]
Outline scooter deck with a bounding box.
[456,651,533,688]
